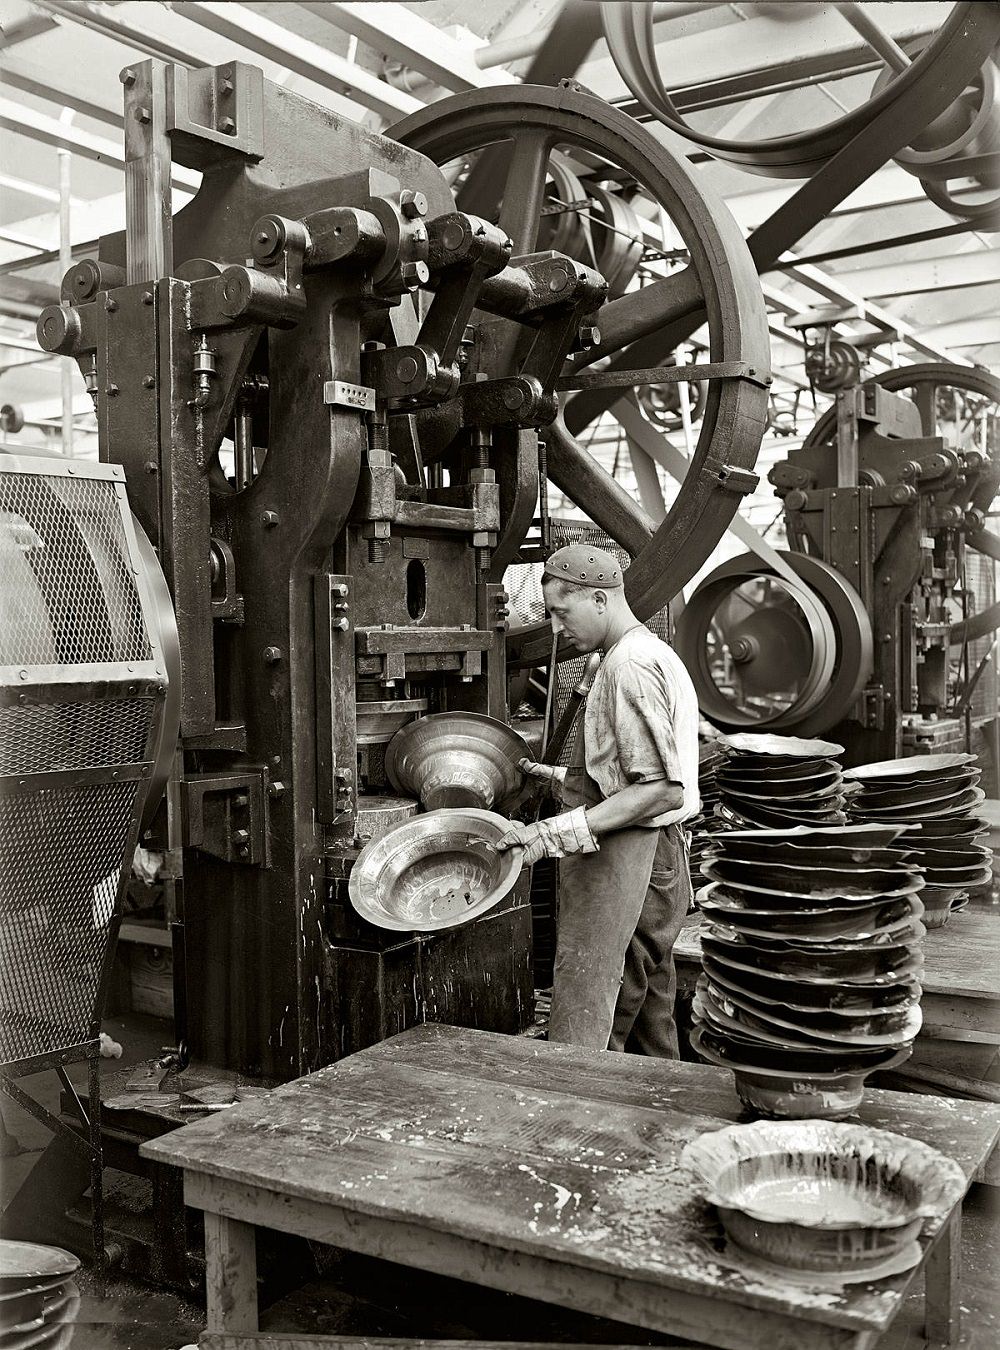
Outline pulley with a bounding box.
[676,550,873,735]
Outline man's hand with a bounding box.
[494,820,550,867]
[495,806,599,868]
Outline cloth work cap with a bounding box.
[542,544,624,588]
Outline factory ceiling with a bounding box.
[0,0,997,458]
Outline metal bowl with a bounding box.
[348,808,521,932]
[722,733,844,758]
[690,1025,912,1120]
[681,1120,967,1273]
[843,752,976,782]
[385,712,530,812]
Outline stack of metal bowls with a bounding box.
[715,732,848,829]
[689,734,728,880]
[691,822,924,1119]
[0,1241,79,1349]
[844,753,991,929]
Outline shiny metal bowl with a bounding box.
[348,808,521,932]
[385,712,530,811]
[681,1120,966,1273]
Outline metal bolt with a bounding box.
[400,189,428,219]
[332,617,350,632]
[142,291,154,305]
[143,375,155,388]
[368,537,390,564]
[136,106,152,124]
[120,68,137,87]
[234,794,249,808]
[144,460,158,475]
[263,646,282,664]
[396,355,420,384]
[106,384,119,397]
[267,781,286,799]
[548,265,571,293]
[105,297,118,312]
[260,510,279,528]
[220,77,235,95]
[502,386,525,411]
[399,260,429,288]
[219,116,237,135]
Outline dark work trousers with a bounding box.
[547,759,693,1058]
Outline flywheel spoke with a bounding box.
[497,130,556,255]
[544,417,655,558]
[576,266,702,368]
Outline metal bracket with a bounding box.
[181,770,269,866]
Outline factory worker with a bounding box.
[496,544,700,1058]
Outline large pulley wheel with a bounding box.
[600,2,985,180]
[803,363,1000,647]
[676,550,873,736]
[389,83,770,669]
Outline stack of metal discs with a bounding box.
[691,822,924,1120]
[844,753,991,929]
[0,1240,79,1348]
[715,732,847,829]
[689,734,728,878]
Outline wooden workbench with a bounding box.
[142,1024,1000,1350]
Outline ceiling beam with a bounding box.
[831,248,1000,299]
[0,96,200,192]
[31,0,367,122]
[0,53,123,127]
[777,259,973,365]
[298,2,512,92]
[0,171,85,208]
[174,1,421,120]
[910,317,1000,349]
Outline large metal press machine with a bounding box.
[11,59,770,1090]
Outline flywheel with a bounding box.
[389,82,771,669]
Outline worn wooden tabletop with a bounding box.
[143,1024,1000,1344]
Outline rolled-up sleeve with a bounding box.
[611,661,683,785]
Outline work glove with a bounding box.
[495,806,599,868]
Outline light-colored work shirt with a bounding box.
[583,625,701,828]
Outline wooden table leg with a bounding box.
[924,1204,962,1348]
[203,1210,259,1333]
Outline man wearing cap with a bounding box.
[496,543,700,1058]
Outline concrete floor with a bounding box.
[2,1011,998,1350]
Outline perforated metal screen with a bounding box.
[0,781,139,1063]
[0,458,162,1072]
[0,471,151,666]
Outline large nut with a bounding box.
[400,260,430,288]
[400,189,428,219]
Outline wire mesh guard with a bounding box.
[0,459,160,1071]
[0,472,151,667]
[0,782,140,1064]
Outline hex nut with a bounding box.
[400,189,428,219]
